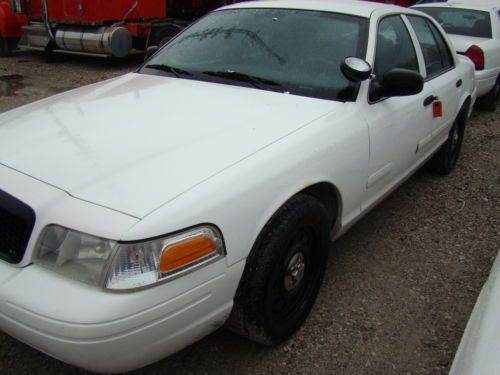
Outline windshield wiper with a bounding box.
[144,64,194,78]
[202,70,282,90]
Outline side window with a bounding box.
[408,16,453,78]
[373,16,420,79]
[370,15,419,101]
[428,22,454,70]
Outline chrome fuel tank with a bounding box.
[55,25,132,57]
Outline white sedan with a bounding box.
[414,1,500,111]
[0,0,475,373]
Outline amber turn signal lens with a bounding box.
[159,235,216,273]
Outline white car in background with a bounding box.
[450,252,500,375]
[414,1,500,111]
[0,0,475,373]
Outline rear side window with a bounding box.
[408,16,454,78]
[417,7,492,38]
[427,20,454,69]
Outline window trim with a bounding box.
[368,13,422,105]
[428,19,455,69]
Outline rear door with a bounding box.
[406,15,462,148]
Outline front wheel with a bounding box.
[0,37,8,57]
[226,194,330,345]
[0,37,20,57]
[149,24,183,48]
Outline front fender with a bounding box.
[121,104,369,268]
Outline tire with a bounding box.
[150,24,183,48]
[427,104,467,175]
[0,37,9,57]
[0,37,20,57]
[226,194,330,345]
[476,78,500,112]
[43,41,68,63]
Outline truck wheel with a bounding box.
[427,105,467,175]
[227,194,329,345]
[476,77,500,112]
[0,37,9,57]
[44,41,66,63]
[150,24,183,48]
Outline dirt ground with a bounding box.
[0,50,499,375]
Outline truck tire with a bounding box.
[0,37,9,56]
[150,24,183,48]
[226,194,330,345]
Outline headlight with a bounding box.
[33,225,225,291]
[34,225,116,287]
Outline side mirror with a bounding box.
[376,68,424,98]
[145,46,159,60]
[341,57,372,82]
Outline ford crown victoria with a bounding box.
[414,1,500,110]
[0,0,476,372]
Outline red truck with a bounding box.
[0,0,27,55]
[0,0,239,57]
[0,0,415,58]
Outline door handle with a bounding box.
[456,79,463,88]
[424,95,438,106]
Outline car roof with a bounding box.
[413,1,499,12]
[220,0,402,18]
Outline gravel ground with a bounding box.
[0,51,499,375]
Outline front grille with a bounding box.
[0,189,36,264]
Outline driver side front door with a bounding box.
[361,14,434,212]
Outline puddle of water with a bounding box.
[0,74,27,97]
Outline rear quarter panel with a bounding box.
[456,55,477,113]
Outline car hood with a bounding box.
[448,34,490,53]
[0,73,337,218]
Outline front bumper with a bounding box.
[0,258,244,373]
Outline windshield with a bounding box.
[139,9,369,101]
[418,7,492,38]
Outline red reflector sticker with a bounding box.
[433,101,443,118]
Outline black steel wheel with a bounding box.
[227,194,330,345]
[427,105,467,175]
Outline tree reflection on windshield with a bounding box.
[141,9,369,101]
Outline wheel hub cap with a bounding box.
[284,252,305,291]
[451,127,459,150]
